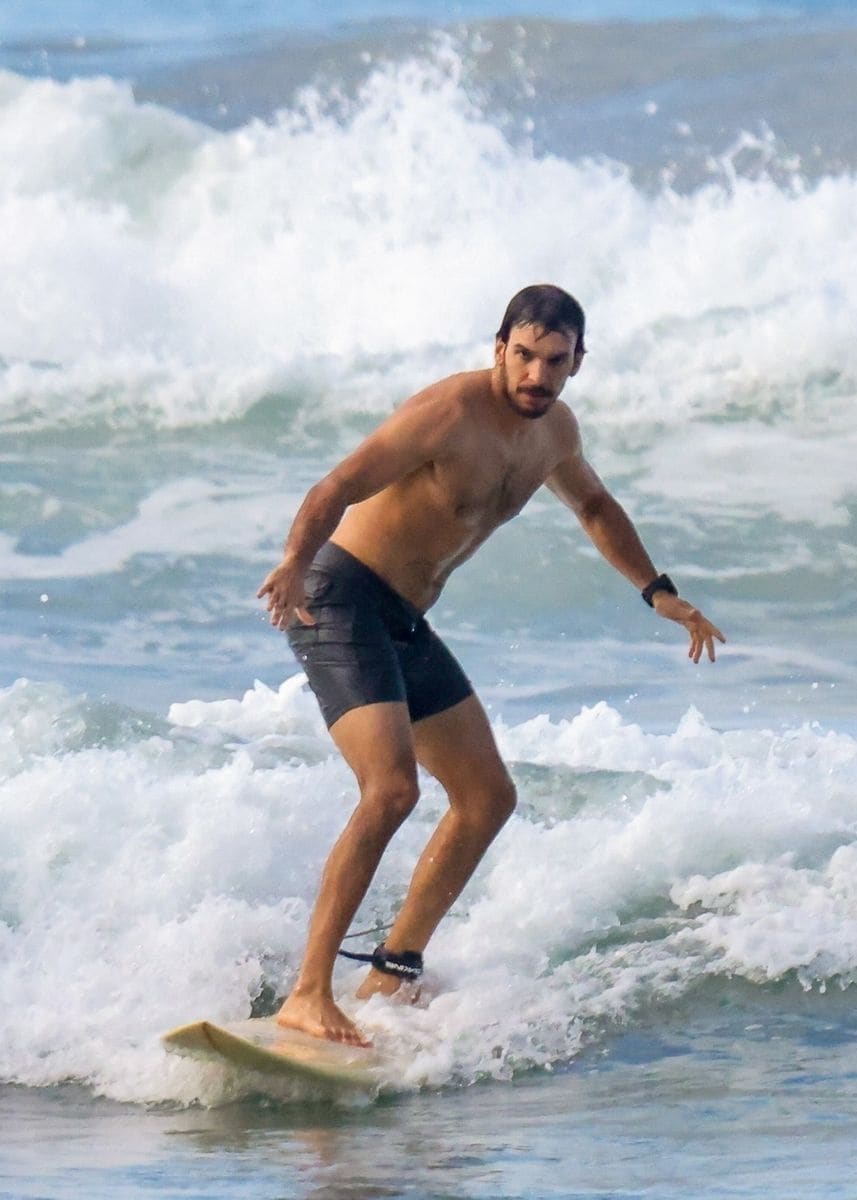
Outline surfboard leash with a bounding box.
[337,942,424,981]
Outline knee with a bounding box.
[356,772,420,839]
[493,771,518,825]
[460,769,517,830]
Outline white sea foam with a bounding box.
[2,678,855,1103]
[1,49,855,442]
[2,35,856,1105]
[2,47,855,587]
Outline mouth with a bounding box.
[513,388,554,419]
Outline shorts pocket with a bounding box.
[304,569,333,604]
[286,619,319,656]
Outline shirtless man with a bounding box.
[258,284,725,1046]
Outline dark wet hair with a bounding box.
[496,284,586,352]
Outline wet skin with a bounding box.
[258,323,725,1044]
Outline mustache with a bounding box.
[517,386,552,399]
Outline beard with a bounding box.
[500,367,556,420]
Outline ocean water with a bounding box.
[2,1,856,1197]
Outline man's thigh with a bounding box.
[329,700,418,789]
[397,624,473,724]
[288,610,406,731]
[412,693,511,799]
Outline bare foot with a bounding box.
[276,992,371,1047]
[355,967,421,1003]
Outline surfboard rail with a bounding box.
[162,1017,384,1090]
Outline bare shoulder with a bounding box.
[394,369,489,435]
[544,402,604,511]
[406,368,489,407]
[327,371,489,497]
[546,400,583,456]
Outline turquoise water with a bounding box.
[2,2,856,1196]
[4,989,857,1198]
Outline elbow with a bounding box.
[310,472,352,511]
[576,489,610,528]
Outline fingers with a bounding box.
[256,566,281,600]
[272,606,293,631]
[271,605,315,631]
[687,621,726,664]
[259,584,284,625]
[257,576,315,631]
[688,636,705,664]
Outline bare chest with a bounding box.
[429,439,555,527]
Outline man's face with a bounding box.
[495,323,582,420]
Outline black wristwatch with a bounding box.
[641,573,678,607]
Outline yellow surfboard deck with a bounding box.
[162,1018,384,1090]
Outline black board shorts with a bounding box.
[286,542,474,730]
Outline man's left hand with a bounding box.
[653,593,726,663]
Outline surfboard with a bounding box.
[161,1017,384,1090]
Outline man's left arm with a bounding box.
[546,439,726,664]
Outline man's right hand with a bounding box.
[256,558,316,630]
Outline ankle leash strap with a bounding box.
[337,942,424,980]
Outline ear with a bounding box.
[569,345,586,377]
[494,337,506,367]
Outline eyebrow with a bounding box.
[512,343,571,364]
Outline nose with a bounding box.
[526,358,547,385]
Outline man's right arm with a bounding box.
[256,388,459,629]
[255,476,350,629]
